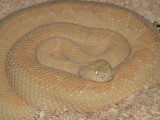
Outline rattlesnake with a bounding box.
[0,0,160,119]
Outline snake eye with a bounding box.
[95,70,98,75]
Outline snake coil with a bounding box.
[0,1,160,119]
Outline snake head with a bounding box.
[78,59,115,82]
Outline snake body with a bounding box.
[0,1,160,119]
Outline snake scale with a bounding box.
[0,0,160,119]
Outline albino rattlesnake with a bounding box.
[0,0,160,119]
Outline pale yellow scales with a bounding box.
[0,0,160,119]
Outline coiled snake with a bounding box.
[0,1,160,119]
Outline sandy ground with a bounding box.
[0,0,160,120]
